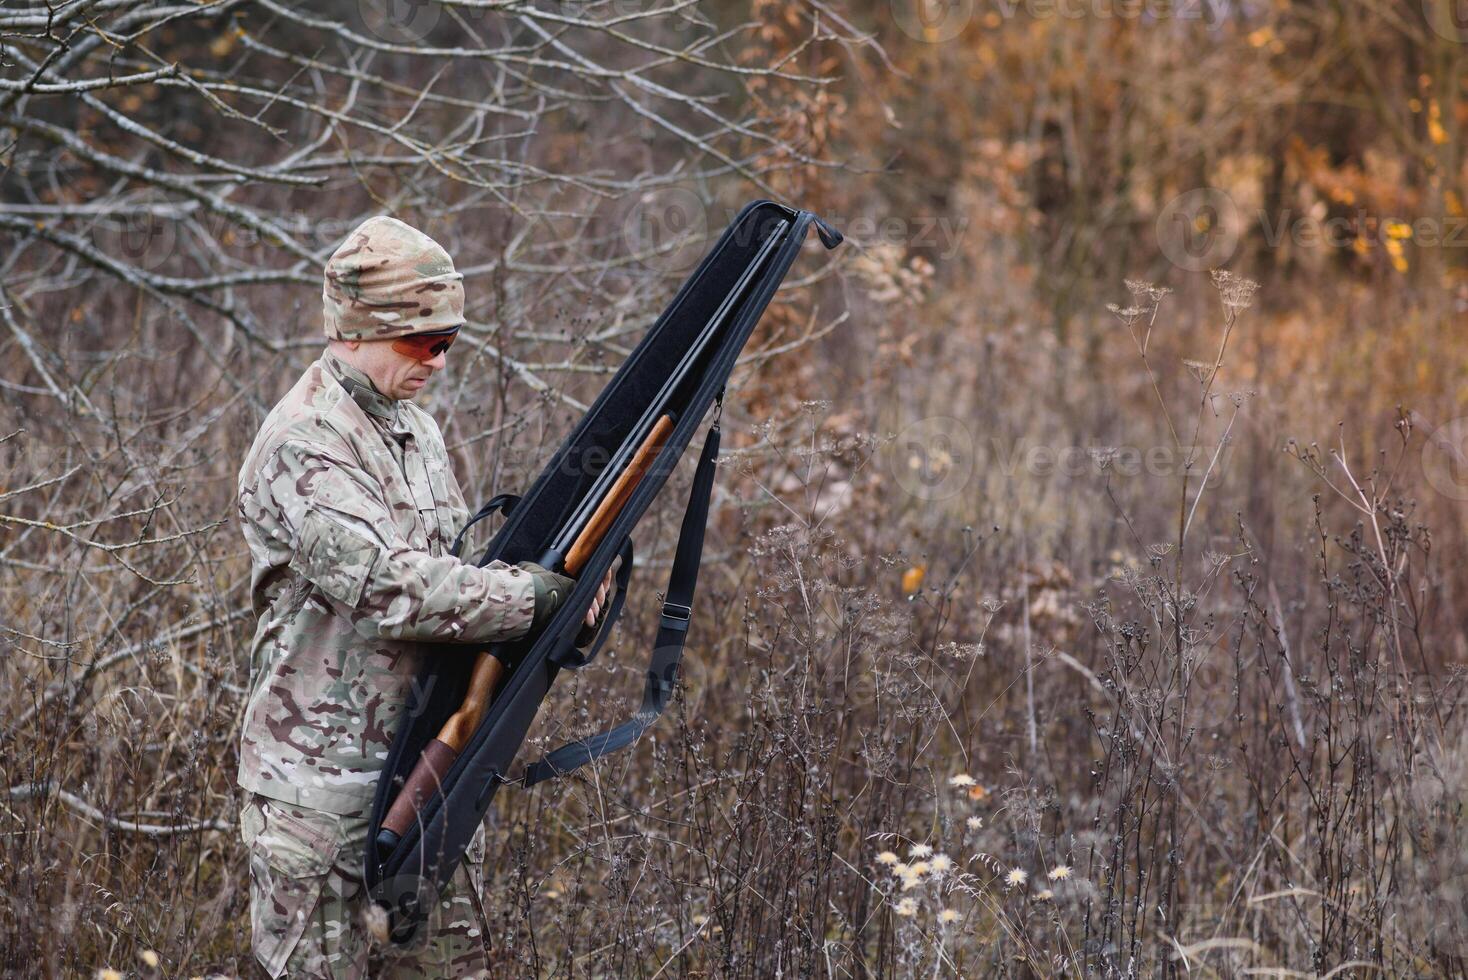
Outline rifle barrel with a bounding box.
[548,219,789,560]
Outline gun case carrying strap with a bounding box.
[449,492,521,559]
[520,419,720,786]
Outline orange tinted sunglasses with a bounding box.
[391,327,459,361]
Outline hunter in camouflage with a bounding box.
[237,215,612,977]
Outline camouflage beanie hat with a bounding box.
[322,215,465,341]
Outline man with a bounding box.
[236,215,613,978]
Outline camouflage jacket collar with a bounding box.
[321,350,399,425]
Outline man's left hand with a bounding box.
[582,565,615,629]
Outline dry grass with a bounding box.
[6,260,1465,977]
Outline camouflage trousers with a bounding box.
[240,793,490,979]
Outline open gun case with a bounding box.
[364,199,843,939]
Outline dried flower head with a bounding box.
[1034,888,1055,902]
[1203,550,1231,572]
[1004,867,1028,888]
[1182,358,1213,383]
[908,843,933,858]
[876,850,899,866]
[895,897,918,917]
[1125,278,1173,308]
[966,816,984,831]
[930,853,954,874]
[909,860,931,876]
[1210,269,1260,312]
[948,773,976,787]
[1106,303,1145,328]
[1048,864,1072,881]
[938,907,961,924]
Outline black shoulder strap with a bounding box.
[519,421,721,787]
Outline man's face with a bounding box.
[347,336,449,401]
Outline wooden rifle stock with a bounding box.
[376,414,678,852]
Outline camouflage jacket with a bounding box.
[236,351,535,814]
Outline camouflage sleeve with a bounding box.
[260,440,536,644]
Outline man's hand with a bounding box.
[572,564,618,647]
[519,561,618,635]
[583,565,615,628]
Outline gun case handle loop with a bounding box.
[449,492,520,559]
[549,534,635,671]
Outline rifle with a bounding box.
[375,222,789,854]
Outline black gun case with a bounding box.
[364,199,843,940]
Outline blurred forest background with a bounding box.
[2,0,1466,976]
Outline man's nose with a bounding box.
[425,350,448,371]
